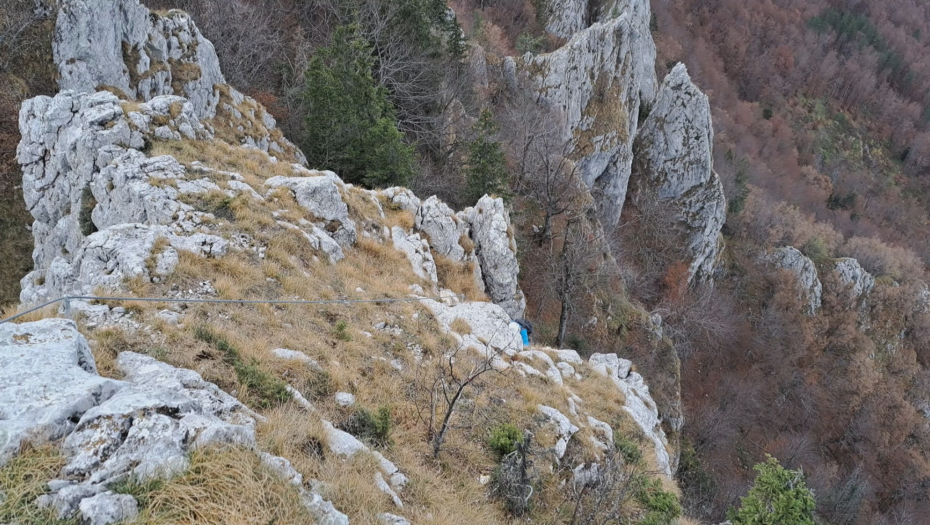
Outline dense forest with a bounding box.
[650,0,930,522]
[3,0,930,522]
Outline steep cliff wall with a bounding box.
[630,64,726,283]
[516,0,656,227]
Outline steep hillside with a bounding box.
[0,1,686,524]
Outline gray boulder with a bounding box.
[266,175,357,247]
[391,227,438,284]
[77,491,139,525]
[631,64,726,283]
[589,352,672,477]
[0,319,120,467]
[832,258,875,303]
[0,319,329,520]
[769,247,822,316]
[415,196,468,261]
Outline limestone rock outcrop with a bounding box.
[630,64,726,283]
[589,352,672,477]
[518,0,657,226]
[16,90,251,304]
[543,0,652,43]
[0,319,348,523]
[769,247,823,316]
[831,258,875,305]
[266,174,358,248]
[458,196,526,318]
[56,0,224,119]
[54,0,303,161]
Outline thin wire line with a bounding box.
[0,294,458,325]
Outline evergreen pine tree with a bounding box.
[728,455,817,525]
[301,24,415,188]
[464,109,511,204]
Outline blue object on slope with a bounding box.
[520,329,529,345]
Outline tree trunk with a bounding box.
[557,295,569,348]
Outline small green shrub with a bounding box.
[635,477,682,525]
[194,326,291,409]
[335,320,352,341]
[515,32,545,54]
[343,406,394,447]
[108,476,166,508]
[488,423,522,457]
[728,455,816,524]
[491,434,535,516]
[613,434,642,465]
[801,237,831,263]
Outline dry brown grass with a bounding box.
[0,445,71,524]
[133,446,312,524]
[436,255,488,302]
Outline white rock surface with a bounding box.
[423,299,524,361]
[277,220,344,263]
[631,64,725,283]
[391,226,438,284]
[537,405,580,460]
[415,196,468,261]
[458,196,526,318]
[0,319,338,521]
[832,258,875,303]
[589,352,672,477]
[266,175,357,247]
[542,0,588,38]
[0,319,120,467]
[518,350,563,385]
[77,491,139,525]
[335,392,356,407]
[379,187,421,214]
[55,0,224,119]
[379,513,412,525]
[769,247,823,316]
[520,2,657,226]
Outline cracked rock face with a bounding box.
[631,64,726,283]
[519,0,656,226]
[266,174,358,248]
[1,319,348,524]
[769,247,823,316]
[53,0,304,160]
[56,0,225,119]
[458,196,526,318]
[15,90,245,305]
[589,352,672,477]
[0,319,275,522]
[831,258,875,304]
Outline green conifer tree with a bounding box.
[464,109,511,204]
[301,24,415,188]
[728,455,817,525]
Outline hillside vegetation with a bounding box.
[2,0,930,523]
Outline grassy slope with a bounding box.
[1,136,682,523]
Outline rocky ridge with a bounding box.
[1,0,679,521]
[54,0,304,161]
